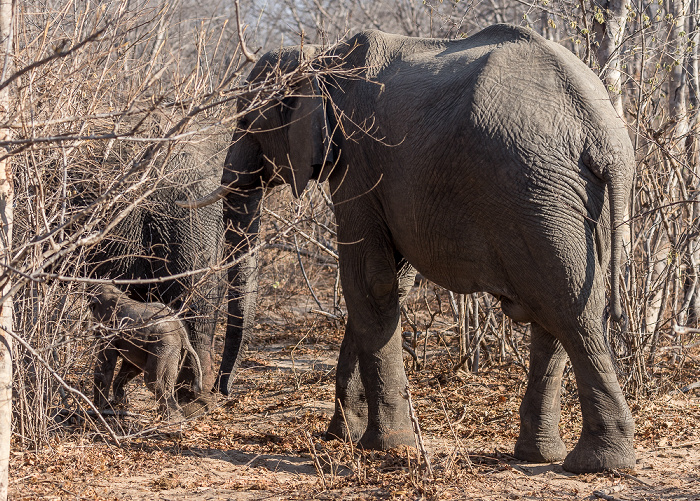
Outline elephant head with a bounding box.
[179,45,336,395]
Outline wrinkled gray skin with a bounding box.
[191,25,636,473]
[91,285,204,422]
[88,132,228,409]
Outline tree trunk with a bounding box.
[666,0,698,327]
[682,0,700,325]
[592,0,629,116]
[668,0,691,137]
[0,1,13,498]
[689,0,700,124]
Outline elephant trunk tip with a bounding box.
[175,184,234,209]
[214,373,231,397]
[611,302,625,324]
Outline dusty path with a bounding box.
[11,327,700,500]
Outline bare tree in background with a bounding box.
[668,0,691,136]
[0,0,12,497]
[679,0,700,327]
[592,0,629,116]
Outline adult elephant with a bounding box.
[87,125,229,409]
[182,25,635,473]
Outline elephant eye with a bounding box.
[239,116,260,133]
[280,97,296,121]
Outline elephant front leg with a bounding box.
[356,322,414,450]
[326,259,416,444]
[514,323,568,463]
[338,253,414,450]
[326,333,367,442]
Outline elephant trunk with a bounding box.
[175,130,265,395]
[215,186,263,395]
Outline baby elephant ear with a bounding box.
[284,77,334,198]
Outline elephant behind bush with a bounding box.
[79,117,232,410]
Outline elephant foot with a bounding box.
[358,427,415,451]
[562,433,635,473]
[180,392,217,418]
[159,401,187,425]
[164,409,186,424]
[513,435,567,463]
[325,409,366,443]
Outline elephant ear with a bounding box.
[284,77,334,198]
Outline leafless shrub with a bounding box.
[2,0,303,447]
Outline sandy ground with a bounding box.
[11,328,700,500]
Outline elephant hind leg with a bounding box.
[506,222,634,472]
[531,307,635,473]
[112,360,142,407]
[335,238,415,451]
[558,320,635,473]
[514,323,568,463]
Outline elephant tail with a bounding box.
[607,175,627,323]
[583,134,633,324]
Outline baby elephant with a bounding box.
[90,284,203,422]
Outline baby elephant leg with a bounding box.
[94,345,118,409]
[144,343,185,423]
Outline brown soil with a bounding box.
[10,251,700,500]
